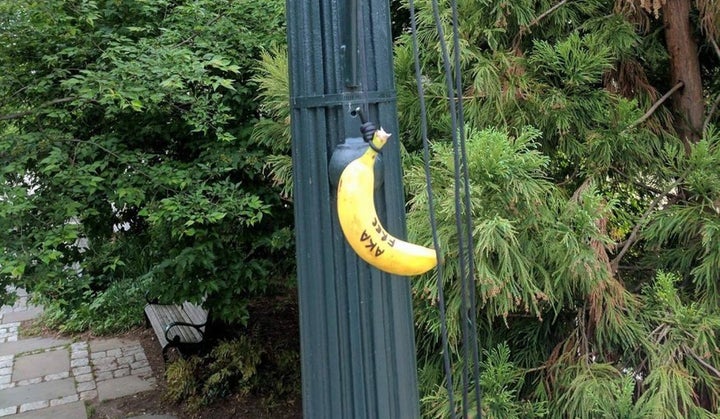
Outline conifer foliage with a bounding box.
[395,0,720,416]
[252,0,720,415]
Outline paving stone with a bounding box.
[92,356,115,366]
[17,377,42,386]
[72,366,92,376]
[1,306,44,323]
[0,406,17,417]
[49,394,79,406]
[19,399,49,412]
[79,389,97,400]
[130,360,149,370]
[89,351,105,360]
[75,373,94,383]
[76,381,96,392]
[96,375,155,401]
[89,338,136,352]
[117,355,134,364]
[0,377,75,409]
[0,323,19,344]
[11,400,87,419]
[13,348,69,382]
[106,348,122,358]
[94,362,117,373]
[70,342,88,351]
[113,367,130,378]
[71,358,90,369]
[45,372,70,381]
[133,367,153,377]
[0,337,71,357]
[124,346,143,355]
[95,371,114,381]
[70,350,88,359]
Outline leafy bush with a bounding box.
[42,276,148,334]
[164,332,300,411]
[165,338,264,411]
[421,343,548,418]
[0,0,294,332]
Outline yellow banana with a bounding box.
[336,128,437,276]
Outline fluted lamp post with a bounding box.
[286,0,421,417]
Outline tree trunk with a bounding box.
[663,0,705,152]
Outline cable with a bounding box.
[449,1,483,416]
[356,0,371,122]
[428,0,482,416]
[427,0,470,416]
[408,1,456,417]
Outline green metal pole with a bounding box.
[286,1,420,417]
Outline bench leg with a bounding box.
[162,345,171,363]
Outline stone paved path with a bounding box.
[0,287,170,418]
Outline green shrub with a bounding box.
[164,335,299,412]
[0,0,294,335]
[41,275,148,334]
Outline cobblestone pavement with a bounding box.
[0,287,161,418]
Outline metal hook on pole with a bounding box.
[354,107,380,152]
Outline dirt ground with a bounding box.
[85,326,302,419]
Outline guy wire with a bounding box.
[356,0,371,122]
[408,0,456,418]
[449,0,483,416]
[429,0,482,416]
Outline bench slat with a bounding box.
[144,302,207,351]
[182,302,208,328]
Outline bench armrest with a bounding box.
[164,321,206,343]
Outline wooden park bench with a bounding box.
[144,298,209,361]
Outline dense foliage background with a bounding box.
[255,0,720,417]
[0,0,293,332]
[3,0,720,417]
[398,0,720,416]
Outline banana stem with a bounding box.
[369,128,390,152]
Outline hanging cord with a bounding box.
[429,0,482,416]
[408,1,456,418]
[428,0,468,415]
[449,0,483,416]
[356,0,371,122]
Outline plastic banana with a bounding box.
[336,128,437,276]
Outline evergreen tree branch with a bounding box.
[703,93,720,133]
[570,178,592,202]
[0,97,79,121]
[513,0,569,47]
[628,81,684,129]
[579,304,590,362]
[611,167,683,202]
[683,345,720,379]
[710,36,720,61]
[527,0,570,29]
[610,178,684,273]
